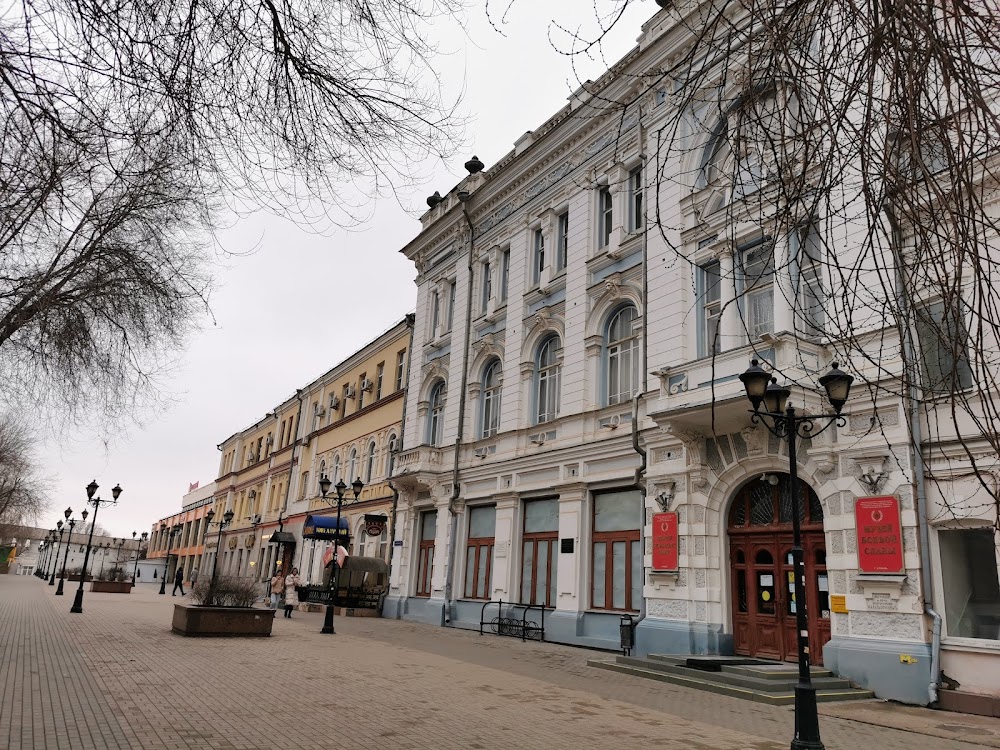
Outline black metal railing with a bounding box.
[479,599,546,642]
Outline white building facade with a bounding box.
[383,3,1000,712]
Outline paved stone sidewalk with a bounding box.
[0,575,994,749]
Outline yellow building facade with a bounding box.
[208,317,413,588]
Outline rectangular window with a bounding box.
[915,300,974,393]
[940,528,1000,640]
[599,187,613,248]
[556,212,569,271]
[628,167,643,231]
[416,511,437,597]
[741,244,774,340]
[430,290,440,335]
[591,490,642,611]
[521,499,559,607]
[375,363,385,400]
[481,261,492,313]
[395,349,406,391]
[358,372,367,410]
[341,385,349,418]
[278,421,286,449]
[499,248,510,302]
[797,224,825,335]
[533,228,545,284]
[446,282,456,332]
[464,506,496,600]
[699,261,722,357]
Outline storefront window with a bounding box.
[464,506,496,600]
[522,498,559,607]
[416,511,437,597]
[592,489,642,611]
[940,528,1000,640]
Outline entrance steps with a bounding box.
[587,654,875,705]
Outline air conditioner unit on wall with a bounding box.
[314,404,326,416]
[361,378,374,392]
[473,447,489,459]
[346,385,357,399]
[329,396,340,410]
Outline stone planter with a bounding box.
[68,573,93,582]
[172,604,275,637]
[91,580,132,593]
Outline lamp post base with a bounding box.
[70,589,84,613]
[48,576,55,586]
[321,604,336,634]
[790,684,824,750]
[55,579,65,595]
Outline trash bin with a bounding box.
[620,614,635,656]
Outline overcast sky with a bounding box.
[39,1,653,538]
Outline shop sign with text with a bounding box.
[652,512,679,571]
[855,496,904,574]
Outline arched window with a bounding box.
[428,381,445,446]
[535,336,561,424]
[332,454,341,484]
[386,433,398,476]
[605,305,639,405]
[480,359,502,438]
[347,447,358,482]
[355,528,368,556]
[364,441,376,482]
[317,460,326,493]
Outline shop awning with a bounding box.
[302,515,350,541]
[268,531,297,545]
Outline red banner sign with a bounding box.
[652,512,679,571]
[855,496,904,574]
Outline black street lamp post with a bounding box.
[116,537,126,572]
[72,480,123,613]
[50,510,71,585]
[56,515,78,596]
[98,541,111,578]
[739,359,854,750]
[132,531,148,583]
[204,508,235,588]
[319,475,362,635]
[158,524,181,595]
[271,511,287,578]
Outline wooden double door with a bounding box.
[728,477,831,664]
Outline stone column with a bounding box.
[492,492,520,600]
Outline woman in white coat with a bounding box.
[283,567,301,618]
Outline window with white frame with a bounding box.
[347,448,358,483]
[628,166,643,231]
[521,498,558,607]
[375,362,385,400]
[535,336,561,424]
[940,527,1000,640]
[796,223,825,336]
[464,505,496,600]
[446,281,456,332]
[739,242,774,340]
[386,433,398,476]
[428,381,445,446]
[317,461,326,492]
[395,349,406,391]
[430,289,440,335]
[598,187,613,248]
[364,441,376,483]
[416,511,437,597]
[480,360,502,439]
[355,528,368,557]
[533,228,545,284]
[499,248,510,302]
[556,212,569,271]
[699,261,722,357]
[332,454,342,483]
[915,299,974,393]
[481,260,492,313]
[605,305,639,406]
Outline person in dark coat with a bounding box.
[172,565,185,596]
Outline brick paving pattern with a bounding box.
[0,575,995,749]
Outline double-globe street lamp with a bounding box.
[41,529,57,579]
[98,541,112,578]
[204,508,235,589]
[71,480,123,613]
[56,512,81,596]
[132,531,148,583]
[158,524,181,595]
[318,475,363,635]
[738,359,853,750]
[49,510,71,585]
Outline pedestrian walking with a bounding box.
[172,565,185,596]
[283,567,301,618]
[270,570,284,609]
[189,567,199,588]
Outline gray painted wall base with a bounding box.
[382,596,446,627]
[824,637,932,705]
[382,595,404,619]
[546,610,619,651]
[634,617,733,658]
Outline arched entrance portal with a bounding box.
[728,474,831,664]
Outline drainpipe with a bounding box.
[387,314,416,587]
[631,118,650,629]
[886,208,941,705]
[278,389,306,573]
[439,192,476,624]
